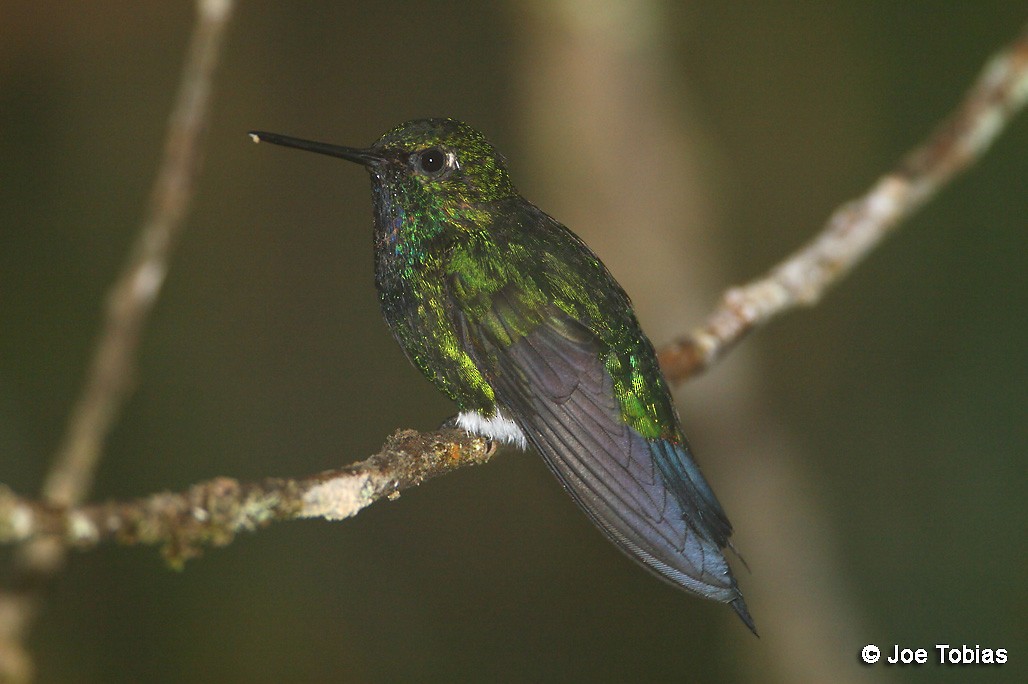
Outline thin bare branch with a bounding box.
[0,2,235,681]
[44,0,235,510]
[658,23,1028,383]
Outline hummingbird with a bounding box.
[250,118,755,633]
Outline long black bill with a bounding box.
[248,131,383,167]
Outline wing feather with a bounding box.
[455,290,744,603]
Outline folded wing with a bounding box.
[455,284,753,629]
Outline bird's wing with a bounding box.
[454,283,746,607]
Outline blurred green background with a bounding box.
[1,2,1024,682]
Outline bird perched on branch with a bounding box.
[251,118,755,634]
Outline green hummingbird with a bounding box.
[250,118,755,633]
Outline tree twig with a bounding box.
[1,430,495,566]
[43,0,235,511]
[0,2,235,681]
[658,23,1028,382]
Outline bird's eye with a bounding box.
[417,147,448,175]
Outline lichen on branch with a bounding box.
[1,430,494,566]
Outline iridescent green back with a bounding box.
[365,119,679,442]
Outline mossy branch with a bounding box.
[1,430,494,567]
